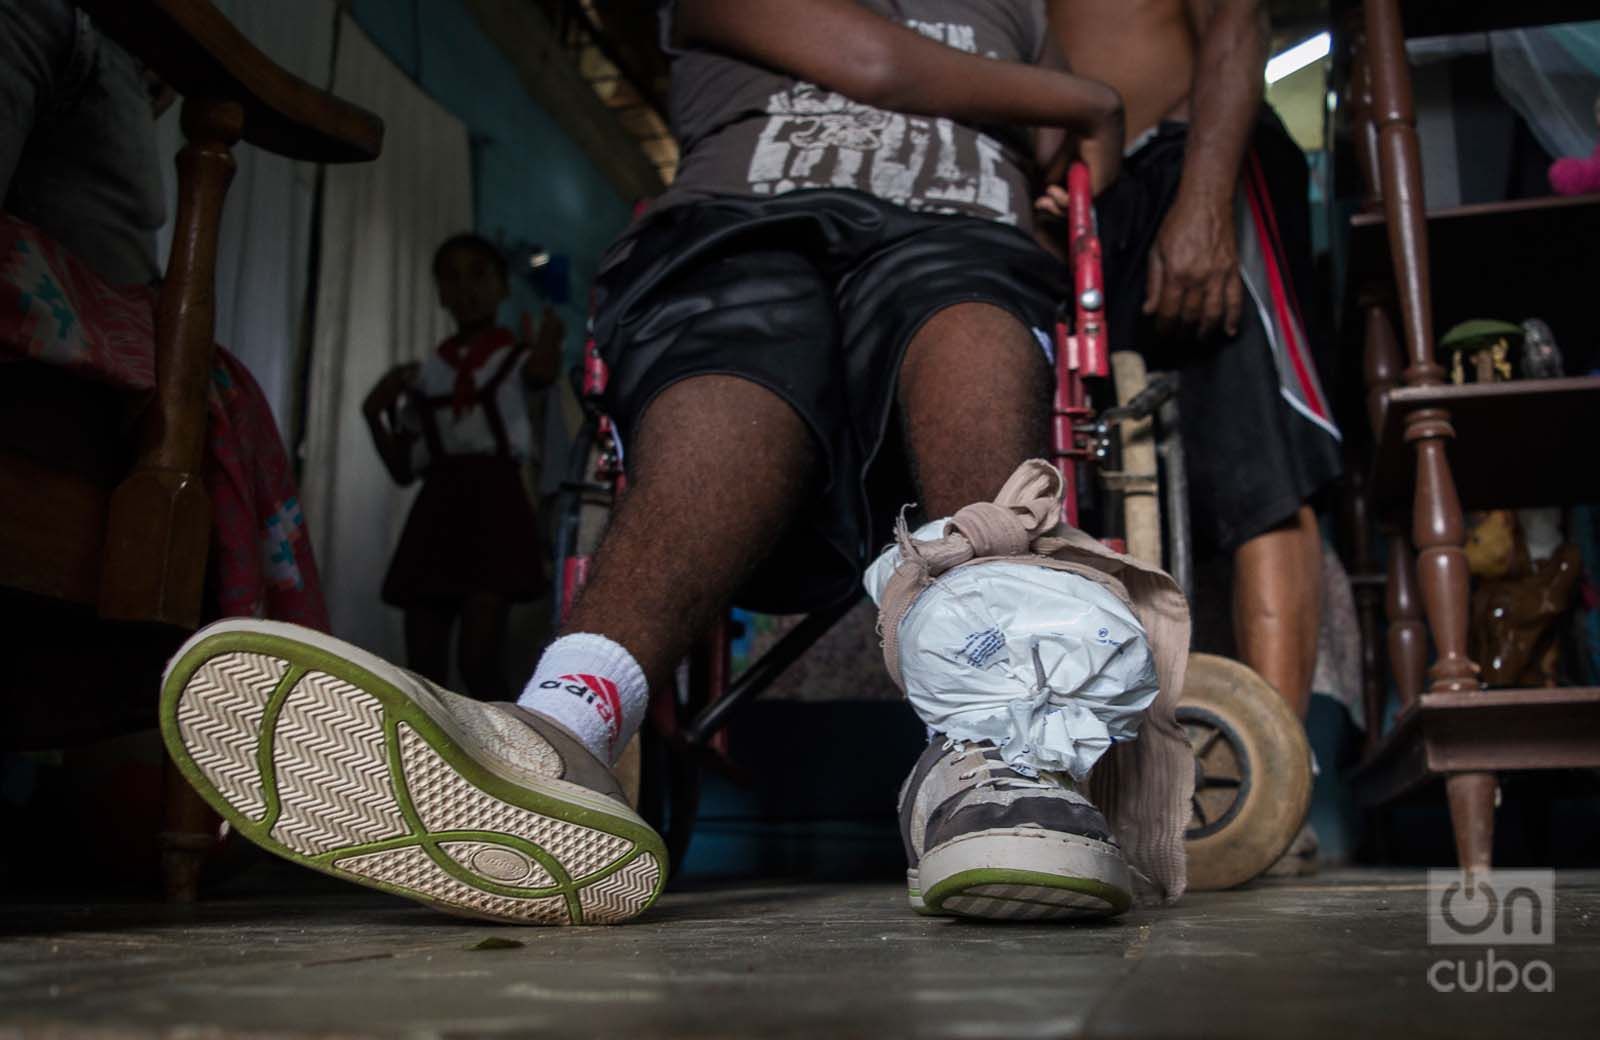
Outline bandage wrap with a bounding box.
[866,462,1159,780]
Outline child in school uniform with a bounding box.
[363,233,563,700]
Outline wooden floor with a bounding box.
[2,869,1597,1037]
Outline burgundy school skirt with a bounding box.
[381,455,547,607]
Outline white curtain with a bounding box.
[300,17,474,660]
[155,0,338,434]
[1493,24,1600,162]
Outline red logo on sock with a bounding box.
[557,673,623,747]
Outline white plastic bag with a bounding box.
[864,519,1159,780]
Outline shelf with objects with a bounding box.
[1331,1,1600,871]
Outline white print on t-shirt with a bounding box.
[743,19,1016,224]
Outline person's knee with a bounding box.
[900,303,1048,389]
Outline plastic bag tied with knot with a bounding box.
[865,461,1159,781]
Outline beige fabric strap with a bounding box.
[873,459,1196,904]
[877,460,1066,688]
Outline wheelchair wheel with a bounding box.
[1179,652,1314,890]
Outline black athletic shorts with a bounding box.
[1096,110,1343,553]
[591,189,1068,614]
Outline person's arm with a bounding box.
[1143,0,1268,338]
[1032,31,1123,196]
[520,307,565,392]
[675,0,1123,189]
[363,363,420,485]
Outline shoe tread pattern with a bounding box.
[578,853,661,924]
[941,883,1113,921]
[335,845,570,924]
[169,645,660,925]
[271,673,407,855]
[174,651,287,822]
[399,725,633,880]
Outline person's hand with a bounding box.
[1143,192,1243,339]
[524,306,566,352]
[364,361,420,426]
[1078,111,1123,197]
[1034,110,1124,217]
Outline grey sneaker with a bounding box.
[160,619,665,924]
[900,737,1133,920]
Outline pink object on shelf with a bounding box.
[1550,144,1600,196]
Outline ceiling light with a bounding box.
[1266,31,1331,85]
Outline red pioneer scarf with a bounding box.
[436,326,514,417]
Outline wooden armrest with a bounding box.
[79,0,383,163]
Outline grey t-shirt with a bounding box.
[655,0,1049,229]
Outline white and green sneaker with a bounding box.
[900,737,1132,921]
[160,619,665,925]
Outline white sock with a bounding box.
[518,633,648,767]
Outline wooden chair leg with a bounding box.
[160,757,217,903]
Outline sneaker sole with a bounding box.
[160,620,666,925]
[906,868,941,915]
[918,829,1133,921]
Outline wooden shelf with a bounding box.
[1371,376,1600,516]
[1333,0,1597,37]
[1345,194,1600,365]
[1351,686,1600,807]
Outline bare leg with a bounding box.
[1233,504,1322,718]
[563,375,816,693]
[457,593,511,701]
[898,303,1051,516]
[403,602,455,689]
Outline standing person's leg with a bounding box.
[456,593,511,702]
[402,601,455,688]
[1233,504,1321,719]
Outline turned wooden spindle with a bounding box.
[1343,465,1386,752]
[1363,0,1491,870]
[1409,412,1478,692]
[1347,22,1383,209]
[1362,306,1427,710]
[1362,303,1401,437]
[98,97,243,628]
[1385,532,1427,707]
[1364,0,1479,693]
[1365,1,1441,387]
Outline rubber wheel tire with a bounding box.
[1180,652,1313,891]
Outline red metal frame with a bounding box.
[1052,161,1108,530]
